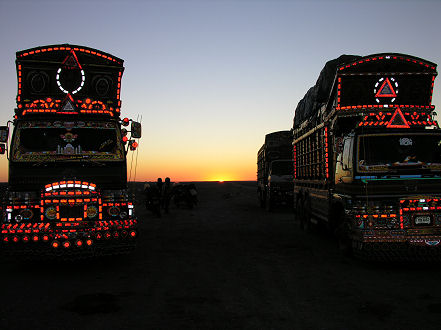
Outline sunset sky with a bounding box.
[0,0,441,182]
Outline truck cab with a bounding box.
[1,44,141,257]
[266,159,294,209]
[9,119,127,190]
[293,53,441,259]
[334,129,441,245]
[257,130,293,211]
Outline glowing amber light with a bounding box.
[86,205,98,218]
[45,206,57,220]
[86,239,93,246]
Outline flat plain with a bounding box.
[1,181,441,330]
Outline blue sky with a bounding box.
[0,0,440,181]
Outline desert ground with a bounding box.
[1,181,441,329]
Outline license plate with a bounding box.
[415,215,431,225]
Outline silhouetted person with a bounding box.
[156,178,163,191]
[144,182,161,217]
[162,177,173,213]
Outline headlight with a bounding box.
[20,208,34,220]
[45,206,57,220]
[86,205,98,218]
[108,206,120,217]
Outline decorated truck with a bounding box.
[0,44,141,257]
[257,130,293,211]
[293,53,441,259]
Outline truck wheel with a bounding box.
[258,190,265,208]
[265,191,273,212]
[335,211,353,256]
[295,198,303,225]
[300,200,312,233]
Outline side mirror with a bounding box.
[131,121,142,139]
[0,143,6,154]
[0,126,8,143]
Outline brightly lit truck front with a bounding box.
[339,130,441,256]
[293,53,441,260]
[0,44,141,257]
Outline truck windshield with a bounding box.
[271,161,294,175]
[11,121,124,161]
[357,133,441,173]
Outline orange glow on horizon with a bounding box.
[0,142,259,183]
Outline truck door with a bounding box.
[335,135,354,187]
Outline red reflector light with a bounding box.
[33,235,39,242]
[129,230,137,238]
[63,241,71,248]
[76,240,83,247]
[86,239,93,246]
[43,235,49,241]
[3,236,9,242]
[13,236,20,243]
[52,240,60,248]
[22,235,30,242]
[113,231,119,238]
[96,233,102,240]
[104,231,111,239]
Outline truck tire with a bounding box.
[265,191,273,212]
[300,198,312,233]
[294,198,301,223]
[258,190,265,208]
[335,209,353,256]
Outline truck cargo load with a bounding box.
[293,55,361,128]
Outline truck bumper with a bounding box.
[351,230,441,261]
[1,220,138,258]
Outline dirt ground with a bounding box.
[1,181,441,330]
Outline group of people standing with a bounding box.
[144,177,174,217]
[144,178,199,217]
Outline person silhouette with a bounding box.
[162,177,173,213]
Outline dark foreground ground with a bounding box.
[1,181,441,329]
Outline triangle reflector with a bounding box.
[62,100,75,112]
[62,50,82,69]
[387,107,409,128]
[375,78,397,98]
